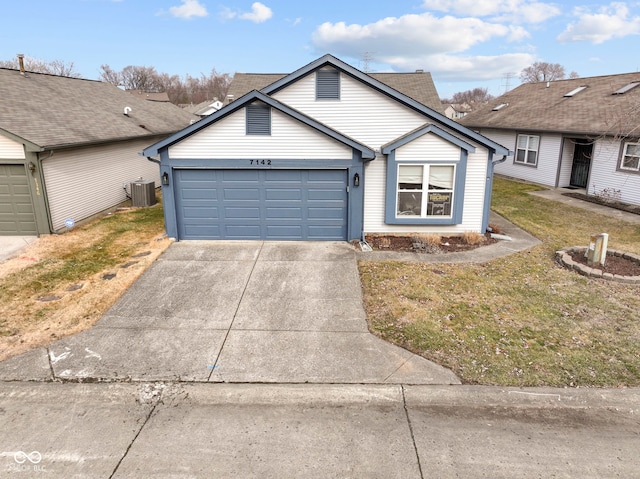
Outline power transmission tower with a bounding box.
[361,52,376,73]
[501,72,515,93]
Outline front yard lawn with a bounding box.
[359,178,640,387]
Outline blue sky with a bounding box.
[1,0,640,98]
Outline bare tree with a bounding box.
[520,62,573,83]
[443,87,494,105]
[99,64,232,105]
[99,64,121,85]
[0,55,81,78]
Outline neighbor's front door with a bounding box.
[570,142,592,188]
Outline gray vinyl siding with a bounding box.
[590,137,640,206]
[42,138,161,231]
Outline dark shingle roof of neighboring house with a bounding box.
[226,71,444,113]
[126,90,172,102]
[0,68,198,150]
[460,72,640,137]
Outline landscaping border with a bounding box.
[556,247,640,284]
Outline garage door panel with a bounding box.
[184,225,221,237]
[224,225,262,239]
[265,189,302,200]
[183,207,218,219]
[224,207,261,219]
[182,189,217,200]
[224,188,260,200]
[175,169,347,240]
[266,207,302,219]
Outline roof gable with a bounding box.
[257,54,507,155]
[460,72,640,137]
[143,90,375,159]
[0,68,197,150]
[382,124,476,154]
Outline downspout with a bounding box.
[485,154,508,233]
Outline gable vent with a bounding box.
[246,103,271,135]
[613,81,640,95]
[316,69,340,100]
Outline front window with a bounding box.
[621,142,640,171]
[515,134,539,165]
[397,164,454,217]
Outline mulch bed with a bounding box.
[364,233,498,254]
[562,192,640,215]
[569,250,640,276]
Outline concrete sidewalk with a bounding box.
[1,382,638,478]
[0,241,458,385]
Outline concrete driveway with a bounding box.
[0,241,459,384]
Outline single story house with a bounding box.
[459,72,640,206]
[0,66,197,235]
[143,54,508,242]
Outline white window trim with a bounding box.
[620,141,640,172]
[395,163,456,219]
[515,134,540,166]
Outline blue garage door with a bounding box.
[174,169,348,240]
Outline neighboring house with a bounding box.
[0,67,197,235]
[443,103,472,120]
[460,73,640,206]
[143,54,508,242]
[184,99,224,118]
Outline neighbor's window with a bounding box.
[397,164,454,217]
[246,104,271,135]
[316,69,340,100]
[620,142,640,171]
[515,134,539,165]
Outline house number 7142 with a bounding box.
[249,159,272,166]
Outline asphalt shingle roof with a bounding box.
[226,71,444,113]
[460,72,640,137]
[0,68,198,149]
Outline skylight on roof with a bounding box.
[564,85,587,97]
[492,103,508,111]
[613,81,640,95]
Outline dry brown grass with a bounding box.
[461,231,487,245]
[0,205,171,361]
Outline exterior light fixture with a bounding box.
[353,172,360,187]
[28,162,36,173]
[162,172,169,186]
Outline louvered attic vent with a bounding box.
[246,103,271,135]
[316,69,340,100]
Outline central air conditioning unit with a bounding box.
[130,180,156,207]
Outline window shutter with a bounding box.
[316,69,340,99]
[246,104,271,135]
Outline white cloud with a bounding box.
[421,0,561,23]
[169,0,208,19]
[312,13,511,57]
[311,11,537,83]
[223,2,272,23]
[557,2,640,44]
[390,52,536,81]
